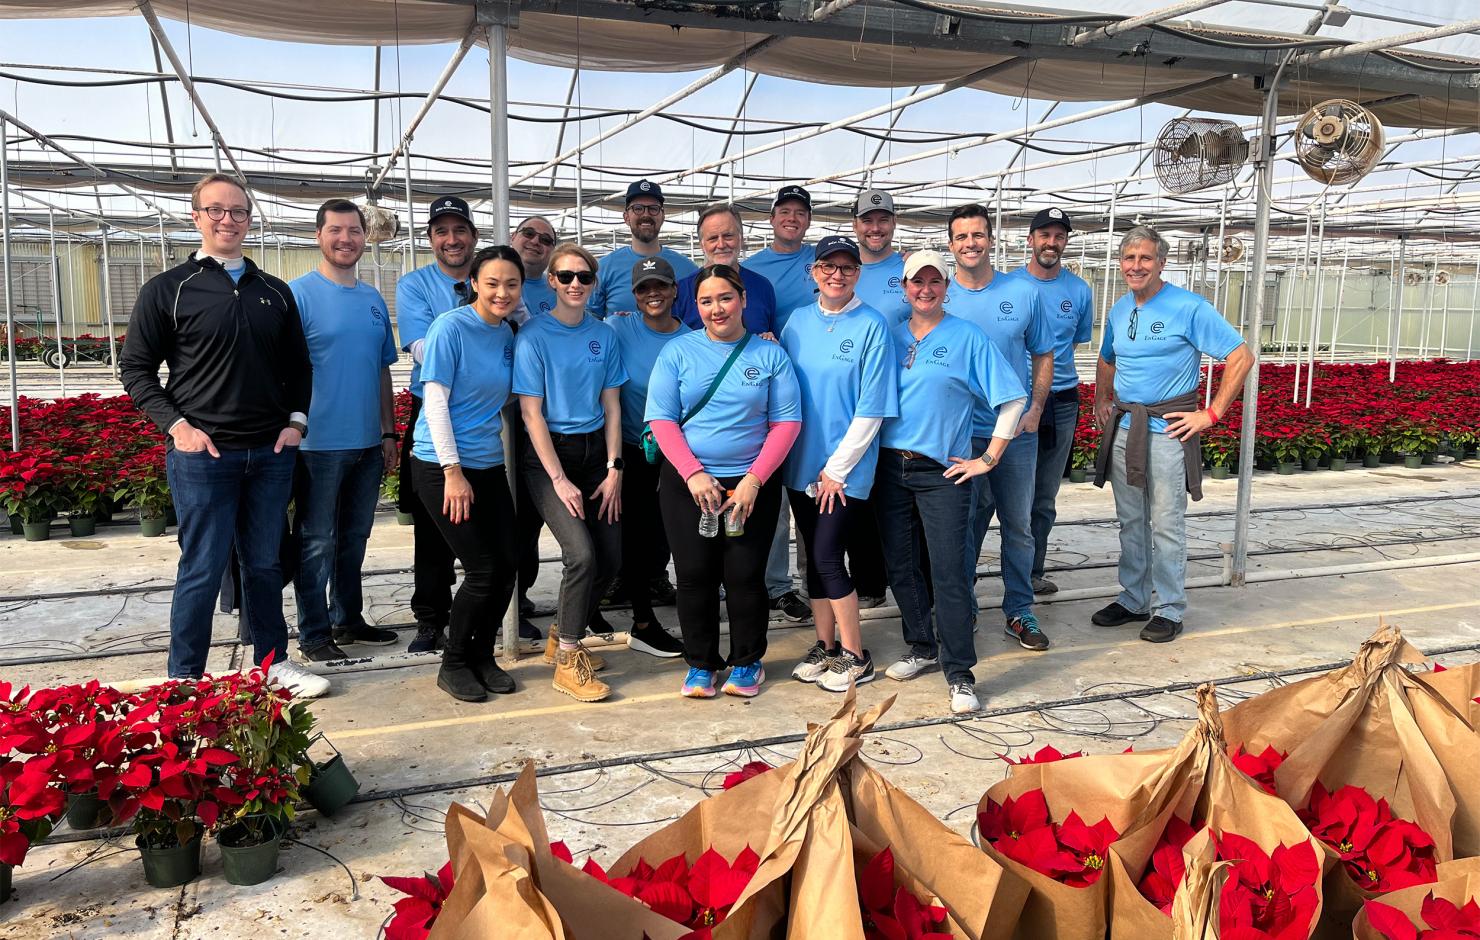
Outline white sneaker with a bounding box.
[885,654,939,681]
[949,682,980,715]
[267,659,331,700]
[818,649,874,693]
[791,641,836,683]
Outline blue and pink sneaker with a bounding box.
[722,662,765,697]
[681,667,716,699]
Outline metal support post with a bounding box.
[1390,235,1407,382]
[2,115,17,450]
[1099,193,1119,338]
[47,206,64,397]
[100,224,118,380]
[1327,239,1349,363]
[1302,201,1327,406]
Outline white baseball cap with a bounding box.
[902,249,950,280]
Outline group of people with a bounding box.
[120,171,1252,716]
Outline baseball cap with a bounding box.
[625,179,665,205]
[426,195,474,229]
[631,256,676,288]
[772,185,812,212]
[854,189,896,217]
[1028,206,1073,233]
[814,235,861,264]
[902,249,950,280]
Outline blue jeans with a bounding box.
[1109,430,1189,621]
[166,444,297,678]
[968,432,1038,619]
[875,450,977,686]
[765,498,796,598]
[292,446,385,650]
[1031,390,1080,580]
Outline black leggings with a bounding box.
[619,441,668,623]
[788,489,869,601]
[658,459,781,672]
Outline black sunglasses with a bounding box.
[1127,306,1139,341]
[554,270,596,286]
[903,340,920,370]
[517,227,556,247]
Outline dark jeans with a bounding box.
[411,458,517,662]
[620,441,669,623]
[659,459,781,672]
[293,446,384,650]
[399,393,456,628]
[968,432,1039,619]
[875,449,978,686]
[166,444,297,678]
[521,430,623,642]
[787,488,862,601]
[1032,388,1080,580]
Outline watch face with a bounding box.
[609,457,626,471]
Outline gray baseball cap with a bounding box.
[854,189,896,217]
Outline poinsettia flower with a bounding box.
[1364,899,1420,940]
[1229,744,1287,796]
[1213,832,1319,940]
[687,845,759,928]
[1002,745,1085,765]
[550,840,573,864]
[380,860,455,940]
[857,847,952,940]
[1137,816,1202,914]
[722,761,773,790]
[1297,782,1437,893]
[1418,893,1480,934]
[977,789,1053,844]
[1055,811,1120,887]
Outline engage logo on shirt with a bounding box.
[832,337,856,362]
[741,365,768,387]
[587,339,604,362]
[1056,299,1075,321]
[997,300,1016,321]
[371,305,386,325]
[922,344,951,368]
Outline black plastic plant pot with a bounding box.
[1,862,11,903]
[65,790,107,830]
[136,831,203,889]
[218,818,286,886]
[305,754,360,817]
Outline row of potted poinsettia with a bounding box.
[379,624,1480,939]
[0,655,359,902]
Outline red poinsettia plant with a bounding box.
[856,846,951,940]
[1365,893,1480,939]
[1136,815,1202,915]
[1001,745,1085,765]
[380,860,454,940]
[1229,743,1287,796]
[1297,782,1437,893]
[0,681,67,866]
[722,761,772,790]
[1213,831,1321,939]
[554,841,760,938]
[977,788,1120,886]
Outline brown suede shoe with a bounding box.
[542,626,608,671]
[553,648,611,702]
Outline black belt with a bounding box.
[886,447,936,463]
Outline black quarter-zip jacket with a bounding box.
[120,253,313,449]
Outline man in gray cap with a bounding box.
[1009,207,1095,596]
[852,188,911,326]
[588,179,698,319]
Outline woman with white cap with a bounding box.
[874,249,1026,715]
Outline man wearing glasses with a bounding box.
[512,215,558,320]
[121,173,328,699]
[1092,226,1252,643]
[395,196,478,655]
[587,180,698,319]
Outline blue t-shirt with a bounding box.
[411,306,515,470]
[396,264,466,397]
[645,331,802,477]
[521,278,557,321]
[290,272,398,452]
[1100,282,1245,433]
[881,316,1026,466]
[943,272,1055,437]
[673,265,778,335]
[608,314,693,445]
[587,246,698,319]
[513,314,628,434]
[779,301,898,499]
[746,245,817,332]
[856,252,911,326]
[1010,265,1095,392]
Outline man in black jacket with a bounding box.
[120,173,330,698]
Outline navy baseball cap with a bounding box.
[625,179,665,205]
[1029,206,1073,233]
[426,195,474,229]
[772,185,812,212]
[631,256,676,288]
[814,234,861,263]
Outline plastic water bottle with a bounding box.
[724,491,745,537]
[804,483,820,498]
[698,508,720,538]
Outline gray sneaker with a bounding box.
[885,653,939,681]
[1031,577,1058,595]
[791,641,837,683]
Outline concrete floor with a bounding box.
[2,461,1479,938]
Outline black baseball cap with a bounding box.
[772,185,812,212]
[625,179,665,205]
[631,256,677,288]
[1029,206,1072,233]
[426,195,474,229]
[814,235,861,264]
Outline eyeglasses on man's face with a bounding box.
[626,204,663,218]
[516,228,556,247]
[197,206,251,223]
[553,269,596,286]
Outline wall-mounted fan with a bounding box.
[1220,235,1246,264]
[1403,269,1426,287]
[363,204,401,244]
[1294,99,1384,186]
[1154,118,1251,195]
[1435,270,1451,286]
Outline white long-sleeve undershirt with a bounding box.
[823,416,883,485]
[992,398,1027,441]
[421,381,460,467]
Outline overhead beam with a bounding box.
[1293,17,1480,64]
[369,23,481,192]
[1069,0,1230,46]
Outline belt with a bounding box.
[886,447,932,462]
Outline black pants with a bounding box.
[399,394,456,628]
[659,459,781,672]
[620,441,669,624]
[410,458,517,665]
[847,501,889,598]
[509,408,545,614]
[787,489,862,601]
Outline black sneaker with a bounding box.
[600,577,628,609]
[518,618,544,646]
[628,621,683,658]
[300,641,350,663]
[520,598,557,618]
[332,622,399,646]
[1004,613,1050,651]
[408,623,445,654]
[585,611,616,642]
[1140,616,1184,643]
[1091,602,1150,627]
[771,591,811,623]
[649,574,678,607]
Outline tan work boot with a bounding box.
[553,648,611,702]
[542,626,607,671]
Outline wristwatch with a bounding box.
[607,457,626,472]
[288,420,308,437]
[979,450,999,468]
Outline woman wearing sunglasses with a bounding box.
[874,250,1025,716]
[410,245,523,703]
[779,235,898,694]
[645,264,801,699]
[514,243,628,703]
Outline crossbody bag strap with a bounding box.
[680,332,752,426]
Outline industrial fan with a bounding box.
[1153,117,1250,194]
[1293,99,1384,186]
[1403,269,1426,287]
[1064,260,1082,277]
[363,204,400,244]
[1435,270,1451,286]
[1220,235,1245,264]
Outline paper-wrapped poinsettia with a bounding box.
[977,790,1120,887]
[1298,782,1438,894]
[1228,743,1287,796]
[1352,857,1480,940]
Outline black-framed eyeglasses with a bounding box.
[1127,306,1140,341]
[516,227,556,247]
[816,262,861,277]
[626,204,663,217]
[554,270,596,286]
[903,340,921,370]
[198,206,251,223]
